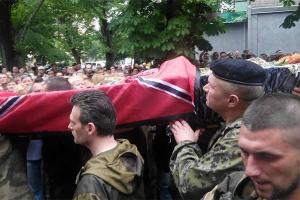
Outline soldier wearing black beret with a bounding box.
[210,58,266,86]
[169,59,266,200]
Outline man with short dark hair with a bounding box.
[170,59,266,199]
[202,93,300,200]
[69,90,145,200]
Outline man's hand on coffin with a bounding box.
[169,120,205,144]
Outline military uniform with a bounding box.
[202,172,263,200]
[0,135,34,200]
[73,139,145,200]
[170,118,244,200]
[169,59,266,200]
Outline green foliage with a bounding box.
[113,0,226,61]
[7,0,226,65]
[280,0,296,7]
[280,3,300,28]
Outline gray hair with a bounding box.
[223,82,265,103]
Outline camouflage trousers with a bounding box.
[0,135,34,200]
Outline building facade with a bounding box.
[205,0,300,55]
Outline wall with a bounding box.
[204,5,300,55]
[248,6,300,55]
[205,22,247,53]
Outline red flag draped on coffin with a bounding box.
[0,56,197,134]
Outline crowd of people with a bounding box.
[0,49,299,95]
[1,50,300,200]
[0,62,147,95]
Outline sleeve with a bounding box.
[169,128,243,200]
[73,175,110,200]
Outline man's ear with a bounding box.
[228,94,239,108]
[87,122,96,135]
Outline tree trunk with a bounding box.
[71,48,81,64]
[18,0,45,42]
[64,29,82,65]
[0,2,17,69]
[99,15,115,69]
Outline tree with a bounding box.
[112,0,226,63]
[75,0,126,67]
[0,0,45,68]
[0,0,15,68]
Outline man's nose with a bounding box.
[245,155,261,177]
[67,123,72,130]
[203,84,209,93]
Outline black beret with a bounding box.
[210,59,266,86]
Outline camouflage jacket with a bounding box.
[0,135,34,200]
[73,139,145,200]
[202,172,263,200]
[169,118,244,200]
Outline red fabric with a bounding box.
[0,56,197,134]
[0,91,17,97]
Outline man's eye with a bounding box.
[257,153,273,160]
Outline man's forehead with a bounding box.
[239,125,290,153]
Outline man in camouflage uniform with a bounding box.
[203,93,300,200]
[0,135,33,200]
[169,59,266,200]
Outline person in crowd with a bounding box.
[26,81,45,200]
[67,66,76,76]
[69,90,145,200]
[259,53,269,61]
[91,72,105,86]
[46,69,55,78]
[293,87,300,96]
[2,67,8,74]
[203,93,300,200]
[50,63,59,74]
[110,66,116,74]
[199,54,210,68]
[41,76,82,199]
[233,51,242,59]
[44,76,71,91]
[169,59,266,200]
[12,66,19,78]
[0,135,34,200]
[153,125,176,200]
[131,67,140,76]
[84,64,94,79]
[21,75,33,93]
[30,80,45,93]
[6,81,17,92]
[19,67,26,75]
[210,52,219,61]
[0,73,10,90]
[219,51,228,59]
[69,75,89,89]
[13,76,22,84]
[37,66,47,80]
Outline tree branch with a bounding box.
[18,0,45,42]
